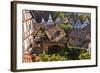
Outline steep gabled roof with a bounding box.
[32,23,66,42]
[45,25,66,42]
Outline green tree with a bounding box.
[60,24,73,30]
[79,15,87,22]
[53,12,65,19]
[60,24,73,43]
[58,12,65,19]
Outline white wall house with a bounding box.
[74,19,90,30]
[22,10,34,54]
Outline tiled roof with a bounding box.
[45,25,66,42]
[69,24,90,39]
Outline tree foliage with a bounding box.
[60,24,73,30]
[53,12,65,19]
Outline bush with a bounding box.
[79,52,91,60]
[39,52,50,61]
[38,52,66,62]
[35,46,90,62]
[50,53,66,61]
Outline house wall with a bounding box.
[43,42,65,52]
[22,10,34,54]
[69,36,85,47]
